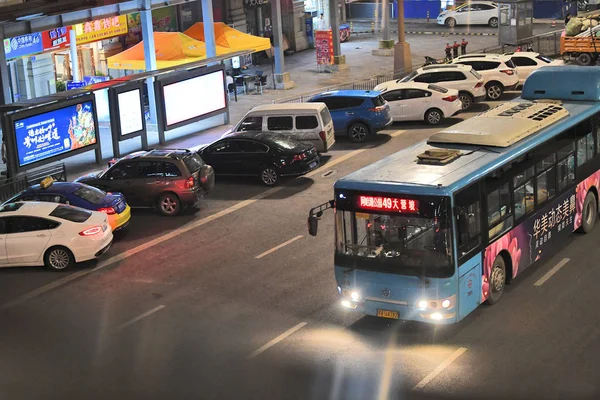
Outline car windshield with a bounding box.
[536,55,552,63]
[399,72,418,83]
[335,196,454,278]
[183,153,205,173]
[49,205,92,223]
[428,84,448,93]
[73,185,106,205]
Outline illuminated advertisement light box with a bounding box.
[73,15,128,45]
[117,88,144,136]
[13,99,98,168]
[158,67,227,131]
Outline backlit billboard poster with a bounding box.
[117,89,144,135]
[161,69,226,129]
[13,100,98,167]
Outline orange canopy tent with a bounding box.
[184,22,272,53]
[107,32,232,70]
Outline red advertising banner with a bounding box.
[315,29,333,65]
[41,26,72,51]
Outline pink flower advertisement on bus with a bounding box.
[482,189,577,302]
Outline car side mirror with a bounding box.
[308,215,319,237]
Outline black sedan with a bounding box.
[198,132,320,186]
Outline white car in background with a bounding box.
[437,1,499,28]
[502,52,564,86]
[398,64,486,110]
[373,82,462,125]
[452,54,519,100]
[0,202,113,270]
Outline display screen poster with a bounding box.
[14,101,97,167]
[163,70,226,128]
[117,89,144,135]
[315,29,333,65]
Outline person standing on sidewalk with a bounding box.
[460,38,468,55]
[445,43,453,60]
[452,41,460,58]
[317,13,327,30]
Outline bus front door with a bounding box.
[457,254,482,321]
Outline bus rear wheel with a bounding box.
[487,255,506,305]
[581,191,598,233]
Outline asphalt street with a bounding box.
[1,92,599,400]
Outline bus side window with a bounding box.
[487,182,513,240]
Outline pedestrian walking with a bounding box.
[460,38,468,55]
[452,41,459,58]
[445,43,452,60]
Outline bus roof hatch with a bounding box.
[427,101,569,148]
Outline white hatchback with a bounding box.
[502,52,564,87]
[373,82,462,125]
[437,1,499,28]
[0,202,113,270]
[452,54,519,100]
[399,64,487,110]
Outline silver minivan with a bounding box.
[227,103,336,153]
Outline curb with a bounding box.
[352,30,498,36]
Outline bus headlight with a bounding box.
[341,300,358,309]
[431,312,443,321]
[442,299,451,309]
[418,300,428,309]
[351,291,360,301]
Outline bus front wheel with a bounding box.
[487,255,506,305]
[581,191,598,234]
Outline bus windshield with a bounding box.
[335,196,454,278]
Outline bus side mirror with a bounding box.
[308,215,319,236]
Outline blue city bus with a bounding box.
[308,66,600,324]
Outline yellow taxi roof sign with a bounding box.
[40,176,55,189]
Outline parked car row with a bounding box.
[0,52,563,272]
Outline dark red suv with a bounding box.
[75,149,215,216]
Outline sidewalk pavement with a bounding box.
[45,33,501,180]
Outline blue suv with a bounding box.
[309,90,392,143]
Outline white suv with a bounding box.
[399,64,486,110]
[452,54,519,100]
[502,52,564,87]
[437,1,499,28]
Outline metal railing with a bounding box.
[0,162,67,204]
[274,29,564,104]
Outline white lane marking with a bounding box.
[255,235,304,259]
[247,322,308,359]
[390,129,407,137]
[0,147,369,312]
[306,148,366,178]
[113,305,166,333]
[413,347,468,391]
[534,258,570,287]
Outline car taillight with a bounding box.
[500,69,515,75]
[319,130,326,142]
[369,105,386,112]
[185,176,195,189]
[442,95,458,102]
[79,226,103,236]
[98,207,116,215]
[475,81,484,88]
[293,153,307,162]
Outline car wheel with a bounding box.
[580,191,597,233]
[348,123,369,143]
[260,166,279,186]
[445,18,456,28]
[485,82,504,100]
[489,17,499,28]
[157,192,181,216]
[458,93,473,110]
[486,255,506,305]
[577,52,593,66]
[44,246,74,271]
[424,108,443,125]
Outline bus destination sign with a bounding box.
[358,195,419,213]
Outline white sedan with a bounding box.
[0,202,113,270]
[373,82,462,125]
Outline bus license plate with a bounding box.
[377,309,399,319]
